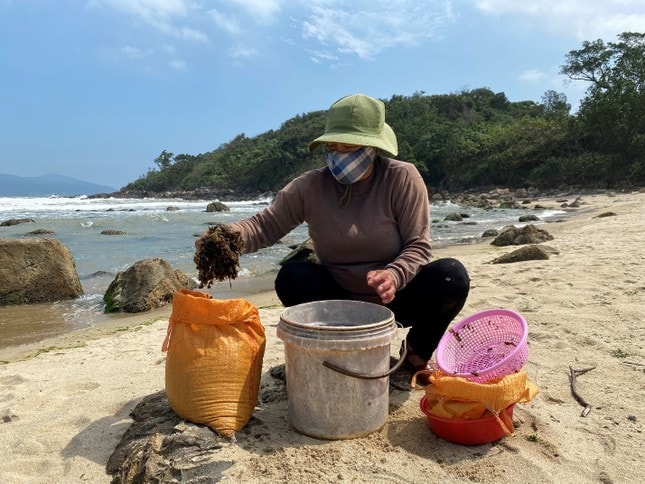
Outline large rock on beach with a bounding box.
[490,244,560,264]
[107,391,229,484]
[490,224,554,246]
[103,258,197,313]
[0,237,83,305]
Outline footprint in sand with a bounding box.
[0,375,27,403]
[0,374,27,386]
[63,381,101,393]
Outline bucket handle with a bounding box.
[322,342,409,380]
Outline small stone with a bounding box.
[2,410,18,423]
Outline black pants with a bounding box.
[274,258,470,361]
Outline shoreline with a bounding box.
[0,190,642,483]
[0,274,281,364]
[0,191,629,364]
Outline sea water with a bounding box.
[0,195,564,348]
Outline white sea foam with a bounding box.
[0,194,565,342]
[1,195,565,280]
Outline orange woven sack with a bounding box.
[418,370,539,435]
[162,289,266,437]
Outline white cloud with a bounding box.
[228,44,260,59]
[518,69,547,83]
[308,50,339,63]
[177,26,209,42]
[170,59,186,70]
[97,45,153,63]
[120,45,152,59]
[208,9,244,35]
[95,0,455,64]
[94,0,190,23]
[301,1,455,61]
[473,0,645,40]
[302,7,374,60]
[208,1,281,35]
[229,0,282,23]
[94,0,209,42]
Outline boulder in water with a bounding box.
[206,201,229,212]
[1,218,35,226]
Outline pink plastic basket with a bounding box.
[436,309,528,383]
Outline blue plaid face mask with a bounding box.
[325,146,377,185]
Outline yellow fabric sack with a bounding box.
[422,370,539,435]
[162,289,266,437]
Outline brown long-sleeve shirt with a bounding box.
[230,156,432,303]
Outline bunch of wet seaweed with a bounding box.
[194,224,244,288]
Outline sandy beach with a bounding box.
[0,191,643,483]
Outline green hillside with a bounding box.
[123,32,644,197]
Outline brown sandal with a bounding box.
[400,341,434,386]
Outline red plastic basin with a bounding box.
[420,396,515,445]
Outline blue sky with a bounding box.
[1,1,643,190]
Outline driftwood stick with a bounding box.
[569,366,596,417]
[572,366,596,376]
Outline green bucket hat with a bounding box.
[308,94,398,156]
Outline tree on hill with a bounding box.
[561,31,644,183]
[122,32,643,196]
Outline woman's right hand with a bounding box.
[366,269,397,305]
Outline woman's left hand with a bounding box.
[366,270,396,305]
